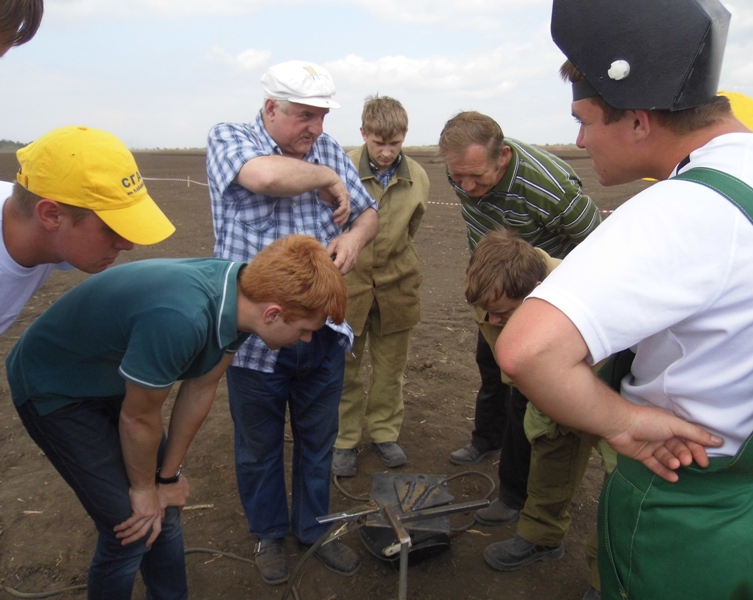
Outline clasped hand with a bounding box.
[114,478,190,546]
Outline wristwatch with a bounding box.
[156,465,182,484]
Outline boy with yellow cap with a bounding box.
[1,125,175,334]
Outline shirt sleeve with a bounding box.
[207,122,268,197]
[529,181,736,363]
[118,309,206,389]
[549,178,602,246]
[316,134,378,223]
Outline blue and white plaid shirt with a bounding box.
[207,112,378,372]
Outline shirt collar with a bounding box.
[358,147,410,182]
[368,152,403,175]
[217,261,245,348]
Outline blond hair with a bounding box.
[465,229,546,307]
[361,95,409,139]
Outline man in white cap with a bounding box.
[497,0,753,598]
[1,125,175,335]
[206,60,378,585]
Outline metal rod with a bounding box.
[316,503,379,524]
[399,499,489,522]
[398,540,409,600]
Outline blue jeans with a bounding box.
[15,397,187,600]
[227,327,344,545]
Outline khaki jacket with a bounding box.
[344,146,430,336]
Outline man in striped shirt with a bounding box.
[439,111,601,571]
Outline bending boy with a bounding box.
[6,234,346,600]
[465,229,615,600]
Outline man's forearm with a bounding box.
[346,207,378,250]
[236,156,340,197]
[497,298,723,481]
[119,383,172,490]
[160,381,220,476]
[160,355,232,476]
[119,412,163,491]
[496,298,629,437]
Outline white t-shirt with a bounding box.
[1,182,60,335]
[530,133,753,456]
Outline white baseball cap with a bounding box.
[261,60,341,109]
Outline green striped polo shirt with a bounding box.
[449,138,601,258]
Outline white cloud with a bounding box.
[203,46,271,72]
[16,0,753,150]
[342,0,542,29]
[46,0,547,27]
[325,37,556,100]
[47,0,278,18]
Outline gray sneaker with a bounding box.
[475,498,520,526]
[372,441,407,467]
[483,534,564,572]
[449,443,500,465]
[254,538,289,585]
[332,448,357,477]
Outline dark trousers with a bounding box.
[496,388,531,510]
[227,327,344,545]
[470,331,507,451]
[471,331,531,509]
[15,398,187,600]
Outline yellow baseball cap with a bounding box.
[16,126,175,245]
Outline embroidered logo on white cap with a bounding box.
[261,60,341,109]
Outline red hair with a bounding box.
[239,235,346,323]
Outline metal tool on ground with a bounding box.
[312,473,490,600]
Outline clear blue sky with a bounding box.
[3,0,752,149]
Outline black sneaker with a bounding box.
[483,534,564,572]
[254,538,289,585]
[474,499,520,526]
[332,448,357,477]
[309,539,362,576]
[449,443,500,465]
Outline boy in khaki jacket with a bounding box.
[333,95,429,476]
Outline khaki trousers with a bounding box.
[336,302,413,448]
[520,404,616,589]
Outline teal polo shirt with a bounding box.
[6,258,248,415]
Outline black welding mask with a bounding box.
[551,0,731,111]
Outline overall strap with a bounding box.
[674,167,753,225]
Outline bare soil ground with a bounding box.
[0,148,650,600]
